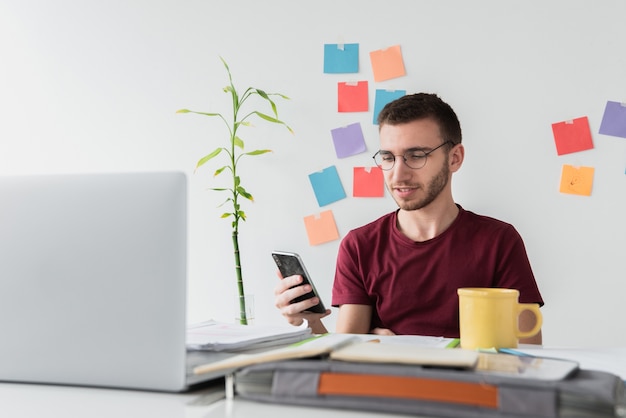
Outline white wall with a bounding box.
[1,0,625,347]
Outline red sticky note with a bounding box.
[353,167,384,197]
[338,81,369,112]
[551,116,594,156]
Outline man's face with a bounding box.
[378,118,451,211]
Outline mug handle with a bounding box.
[516,303,543,339]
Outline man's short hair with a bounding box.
[377,93,462,145]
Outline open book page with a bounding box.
[193,333,361,375]
[353,334,460,348]
[330,342,479,368]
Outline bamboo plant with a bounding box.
[177,57,292,324]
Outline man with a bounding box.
[274,93,544,343]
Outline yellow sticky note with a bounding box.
[303,210,340,246]
[559,165,594,196]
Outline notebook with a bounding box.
[0,171,234,392]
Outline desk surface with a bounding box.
[0,382,410,418]
[2,346,625,418]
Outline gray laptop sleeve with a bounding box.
[234,359,626,418]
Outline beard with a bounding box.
[389,159,450,211]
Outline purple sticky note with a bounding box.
[330,122,367,158]
[599,101,626,139]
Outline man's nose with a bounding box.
[388,157,412,179]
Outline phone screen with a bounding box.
[272,251,326,314]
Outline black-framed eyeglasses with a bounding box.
[372,141,452,171]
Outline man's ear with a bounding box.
[449,143,464,173]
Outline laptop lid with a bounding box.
[0,171,198,392]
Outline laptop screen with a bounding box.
[0,171,189,391]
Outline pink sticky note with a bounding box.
[303,210,340,246]
[551,116,594,155]
[353,167,384,197]
[338,81,369,112]
[369,45,406,82]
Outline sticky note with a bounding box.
[559,165,594,196]
[373,89,406,124]
[551,116,594,155]
[308,166,346,207]
[303,210,340,246]
[598,101,626,139]
[338,81,368,112]
[331,123,367,158]
[323,43,359,74]
[353,167,384,197]
[369,45,406,82]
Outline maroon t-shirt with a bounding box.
[332,206,544,338]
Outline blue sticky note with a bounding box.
[599,101,626,139]
[324,43,359,74]
[308,166,346,207]
[373,89,406,124]
[330,122,367,158]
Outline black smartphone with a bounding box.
[271,250,327,314]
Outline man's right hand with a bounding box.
[274,271,330,333]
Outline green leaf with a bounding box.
[196,148,222,170]
[220,213,232,218]
[178,108,222,118]
[255,89,278,116]
[237,186,253,201]
[244,149,272,156]
[273,93,291,100]
[214,166,228,176]
[234,176,241,188]
[219,56,230,72]
[234,136,244,149]
[253,111,294,134]
[216,197,233,208]
[254,111,281,124]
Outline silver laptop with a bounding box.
[0,171,232,392]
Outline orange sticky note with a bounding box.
[559,165,594,196]
[353,167,384,197]
[303,210,340,246]
[369,45,406,82]
[338,81,368,112]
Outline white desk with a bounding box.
[0,382,410,418]
[2,347,624,418]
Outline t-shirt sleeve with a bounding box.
[495,225,545,307]
[331,232,373,307]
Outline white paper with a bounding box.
[186,319,312,351]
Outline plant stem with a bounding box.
[233,221,247,324]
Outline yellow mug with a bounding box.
[457,288,542,350]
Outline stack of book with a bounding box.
[186,319,313,351]
[186,326,626,417]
